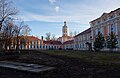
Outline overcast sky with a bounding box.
[13,0,120,38]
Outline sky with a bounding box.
[13,0,120,38]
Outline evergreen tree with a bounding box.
[106,32,118,50]
[94,32,105,51]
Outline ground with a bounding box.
[0,50,120,78]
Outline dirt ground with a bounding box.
[0,50,120,78]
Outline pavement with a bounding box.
[0,61,55,73]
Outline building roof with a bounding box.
[90,8,120,23]
[57,36,74,40]
[67,36,74,38]
[57,37,62,39]
[101,12,108,17]
[43,40,62,45]
[18,36,40,41]
[63,40,74,44]
[74,28,91,37]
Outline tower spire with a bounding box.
[62,19,68,37]
[64,17,66,26]
[64,20,66,26]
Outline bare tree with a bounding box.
[69,31,73,37]
[51,34,57,40]
[74,31,77,36]
[19,25,31,50]
[0,19,31,51]
[21,25,31,36]
[14,21,24,51]
[0,0,18,31]
[0,0,32,52]
[0,17,19,51]
[0,0,18,52]
[13,21,31,51]
[3,18,15,51]
[45,32,51,41]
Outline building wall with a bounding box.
[24,42,61,50]
[90,8,120,50]
[13,9,120,51]
[14,36,61,50]
[63,44,74,50]
[63,40,74,50]
[74,28,91,50]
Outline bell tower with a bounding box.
[62,21,68,37]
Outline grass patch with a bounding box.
[41,50,120,65]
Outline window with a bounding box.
[54,46,56,49]
[52,46,53,49]
[104,42,107,48]
[111,24,114,32]
[111,16,113,18]
[43,46,44,48]
[97,21,100,24]
[27,46,29,49]
[119,40,120,48]
[118,13,120,16]
[93,30,96,36]
[98,28,100,32]
[103,18,106,21]
[96,30,98,35]
[77,44,79,48]
[83,44,84,48]
[30,45,32,48]
[110,15,114,19]
[79,44,81,48]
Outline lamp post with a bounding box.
[90,36,92,51]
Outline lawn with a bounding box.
[41,50,120,65]
[1,50,120,78]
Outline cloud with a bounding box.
[48,0,60,13]
[55,6,60,12]
[17,0,120,25]
[19,12,84,23]
[48,0,57,4]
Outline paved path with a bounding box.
[0,61,54,73]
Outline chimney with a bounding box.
[41,36,43,41]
